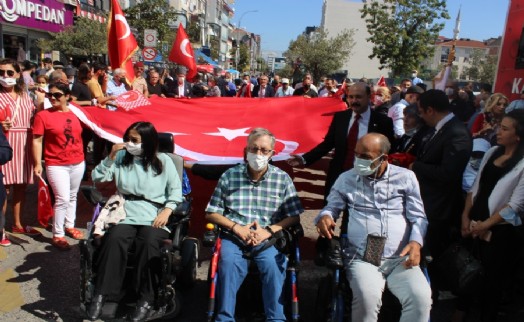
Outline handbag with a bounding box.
[437,241,484,295]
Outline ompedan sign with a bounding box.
[0,0,74,33]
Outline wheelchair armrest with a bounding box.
[173,199,191,217]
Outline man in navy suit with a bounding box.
[288,82,394,198]
[252,75,275,98]
[164,66,193,98]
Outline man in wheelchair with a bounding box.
[205,128,304,322]
[85,122,184,321]
[315,133,432,322]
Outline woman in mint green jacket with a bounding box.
[87,122,182,321]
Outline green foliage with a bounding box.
[124,0,179,47]
[463,49,497,84]
[360,0,449,77]
[283,28,355,83]
[37,17,107,57]
[230,44,249,72]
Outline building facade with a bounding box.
[321,0,389,79]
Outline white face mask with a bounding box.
[125,142,143,156]
[246,152,270,172]
[445,88,454,96]
[0,77,17,87]
[354,155,383,176]
[373,95,384,106]
[411,73,417,78]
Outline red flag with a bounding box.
[69,97,347,164]
[37,176,54,227]
[115,90,151,111]
[333,80,346,98]
[169,24,197,79]
[107,0,138,83]
[377,76,386,87]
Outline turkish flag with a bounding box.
[115,90,151,111]
[37,176,54,228]
[169,24,197,79]
[333,80,346,98]
[377,76,386,87]
[107,0,139,83]
[69,97,347,164]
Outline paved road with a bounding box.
[0,159,522,321]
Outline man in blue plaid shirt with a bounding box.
[206,127,303,322]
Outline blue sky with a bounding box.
[232,0,510,54]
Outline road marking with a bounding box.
[0,269,24,313]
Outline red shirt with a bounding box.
[32,109,84,166]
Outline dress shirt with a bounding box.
[315,164,427,259]
[178,84,185,97]
[348,106,371,139]
[206,164,303,227]
[106,80,127,97]
[388,99,408,137]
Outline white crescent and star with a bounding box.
[203,127,250,141]
[180,39,193,58]
[115,14,131,40]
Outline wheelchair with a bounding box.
[79,132,199,320]
[315,234,430,322]
[203,222,304,322]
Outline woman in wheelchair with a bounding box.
[87,122,182,321]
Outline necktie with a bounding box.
[344,114,361,170]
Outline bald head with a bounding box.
[49,70,67,85]
[356,133,390,158]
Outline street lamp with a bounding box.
[235,10,258,71]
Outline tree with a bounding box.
[361,0,449,77]
[37,17,107,58]
[283,28,355,83]
[124,0,179,48]
[229,44,249,72]
[463,49,497,84]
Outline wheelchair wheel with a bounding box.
[161,289,182,320]
[314,274,333,322]
[179,238,199,288]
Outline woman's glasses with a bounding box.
[0,70,15,77]
[45,92,65,100]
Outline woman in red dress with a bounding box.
[0,58,40,236]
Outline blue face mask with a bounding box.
[354,154,384,176]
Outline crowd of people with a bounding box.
[0,55,522,322]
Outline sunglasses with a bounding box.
[45,92,65,100]
[0,70,15,77]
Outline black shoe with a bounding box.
[128,300,153,322]
[86,294,105,321]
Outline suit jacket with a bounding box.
[164,79,192,98]
[252,85,275,98]
[303,108,394,197]
[412,116,472,223]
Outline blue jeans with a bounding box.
[346,257,432,322]
[215,237,288,322]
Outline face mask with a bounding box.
[401,88,408,93]
[246,152,269,172]
[354,155,383,176]
[125,142,143,156]
[373,96,384,106]
[445,88,454,96]
[0,78,17,87]
[68,77,74,84]
[243,79,248,84]
[225,78,231,82]
[411,73,417,78]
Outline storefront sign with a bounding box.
[0,0,74,33]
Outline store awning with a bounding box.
[195,50,219,66]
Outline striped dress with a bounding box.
[0,89,35,185]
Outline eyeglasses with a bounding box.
[0,70,15,77]
[247,146,273,155]
[45,92,65,100]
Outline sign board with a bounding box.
[144,29,158,47]
[142,47,158,62]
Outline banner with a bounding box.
[70,97,347,164]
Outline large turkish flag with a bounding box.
[70,96,347,164]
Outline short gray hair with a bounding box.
[247,128,276,149]
[113,68,124,76]
[377,133,391,154]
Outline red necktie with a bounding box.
[344,114,360,170]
